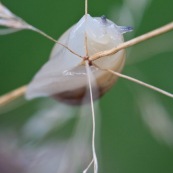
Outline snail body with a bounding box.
[26,14,132,104]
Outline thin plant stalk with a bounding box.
[85,61,98,173]
[89,22,173,61]
[84,0,89,57]
[107,69,173,98]
[0,85,26,106]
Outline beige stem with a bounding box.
[107,69,173,98]
[89,22,173,61]
[0,85,26,107]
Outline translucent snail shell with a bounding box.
[26,14,132,104]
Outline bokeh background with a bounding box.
[0,0,173,173]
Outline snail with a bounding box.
[26,14,132,105]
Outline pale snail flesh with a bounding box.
[26,14,132,105]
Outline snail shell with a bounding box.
[26,14,132,105]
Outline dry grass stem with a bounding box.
[0,85,26,107]
[85,0,88,16]
[89,22,173,61]
[85,61,98,173]
[83,159,93,173]
[33,28,83,59]
[106,69,173,98]
[0,2,82,59]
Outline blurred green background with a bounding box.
[0,0,173,173]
